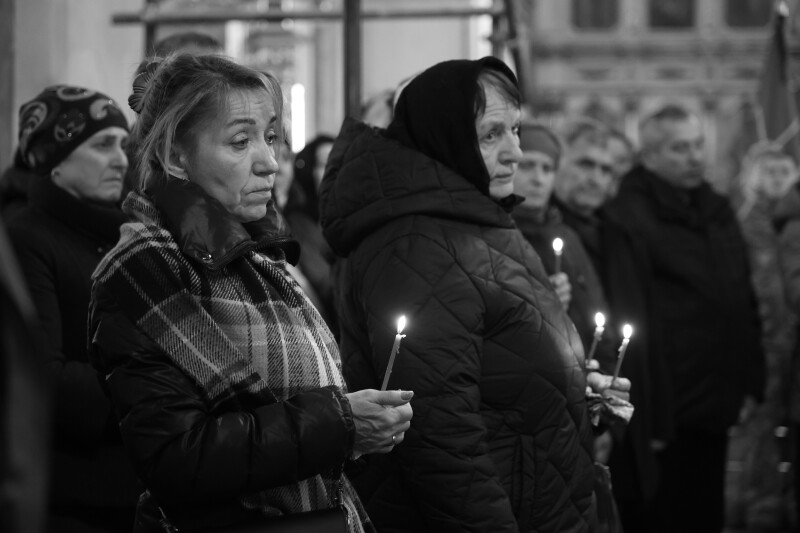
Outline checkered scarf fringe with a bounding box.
[93,192,370,532]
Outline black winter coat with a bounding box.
[0,153,33,222]
[88,182,359,532]
[6,176,141,525]
[601,165,765,500]
[320,119,597,533]
[0,215,49,532]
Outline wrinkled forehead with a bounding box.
[477,78,520,114]
[568,135,612,160]
[208,87,275,126]
[659,116,702,144]
[84,126,129,141]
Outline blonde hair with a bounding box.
[128,53,284,191]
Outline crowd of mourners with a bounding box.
[1,30,799,533]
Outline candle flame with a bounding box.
[594,312,605,328]
[622,324,633,339]
[397,315,406,334]
[552,238,563,253]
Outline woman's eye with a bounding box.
[232,137,249,149]
[265,132,278,145]
[483,131,497,142]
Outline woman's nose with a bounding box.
[503,134,523,165]
[113,144,128,169]
[254,144,280,176]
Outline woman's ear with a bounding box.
[164,145,190,181]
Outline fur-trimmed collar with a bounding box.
[127,175,299,269]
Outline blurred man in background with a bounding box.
[602,104,765,533]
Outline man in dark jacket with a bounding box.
[602,104,765,533]
[552,118,616,271]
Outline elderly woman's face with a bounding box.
[475,83,522,200]
[52,126,128,203]
[182,89,280,223]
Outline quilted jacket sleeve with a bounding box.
[88,282,355,506]
[350,232,518,532]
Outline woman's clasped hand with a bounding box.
[347,389,414,456]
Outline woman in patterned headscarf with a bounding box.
[5,85,141,532]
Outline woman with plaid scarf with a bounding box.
[88,54,412,533]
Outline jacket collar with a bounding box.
[621,165,729,227]
[28,175,127,245]
[320,118,518,257]
[140,175,299,270]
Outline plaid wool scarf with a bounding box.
[93,191,369,531]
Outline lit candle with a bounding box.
[611,324,633,383]
[381,316,407,391]
[552,238,564,273]
[586,312,605,362]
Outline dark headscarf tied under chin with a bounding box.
[387,56,518,196]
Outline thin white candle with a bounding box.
[552,238,564,273]
[611,324,633,382]
[381,316,407,391]
[586,312,605,362]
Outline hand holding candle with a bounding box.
[381,315,407,391]
[586,311,605,362]
[611,324,633,383]
[552,237,564,273]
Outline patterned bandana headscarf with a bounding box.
[17,85,129,175]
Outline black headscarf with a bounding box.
[284,134,335,222]
[387,56,519,197]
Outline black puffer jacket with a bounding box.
[512,205,616,371]
[320,119,597,532]
[601,165,765,501]
[7,176,141,528]
[88,182,361,532]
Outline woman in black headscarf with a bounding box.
[319,57,630,532]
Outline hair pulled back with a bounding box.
[127,53,284,192]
